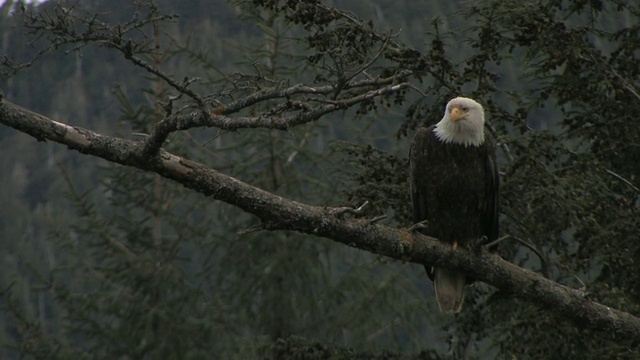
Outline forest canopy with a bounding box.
[0,0,639,359]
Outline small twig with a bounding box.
[312,2,457,93]
[605,169,640,194]
[105,234,139,261]
[158,93,183,115]
[572,275,588,295]
[235,224,264,236]
[126,54,206,108]
[486,120,513,163]
[408,220,429,232]
[330,201,370,218]
[407,84,428,97]
[286,125,315,165]
[343,31,393,84]
[368,214,387,224]
[484,234,510,248]
[489,235,550,277]
[583,50,640,105]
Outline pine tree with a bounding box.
[1,0,639,359]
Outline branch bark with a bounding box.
[141,73,411,157]
[1,97,639,341]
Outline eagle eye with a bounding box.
[461,107,469,112]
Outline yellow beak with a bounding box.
[450,107,463,122]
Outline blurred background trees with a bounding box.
[0,0,638,358]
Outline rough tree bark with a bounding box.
[1,96,639,341]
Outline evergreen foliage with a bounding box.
[0,0,639,359]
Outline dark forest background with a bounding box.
[1,0,639,358]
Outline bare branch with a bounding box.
[489,235,551,279]
[486,120,514,163]
[141,76,411,155]
[605,168,640,195]
[309,2,458,93]
[3,2,206,106]
[214,71,412,117]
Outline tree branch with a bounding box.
[1,97,639,341]
[141,77,411,156]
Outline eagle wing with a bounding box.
[483,134,500,246]
[409,127,435,279]
[409,127,500,280]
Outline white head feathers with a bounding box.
[433,97,486,147]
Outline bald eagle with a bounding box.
[409,97,499,313]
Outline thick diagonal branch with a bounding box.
[1,98,639,342]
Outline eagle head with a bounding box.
[434,97,486,147]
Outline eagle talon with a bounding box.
[408,220,429,232]
[470,235,488,254]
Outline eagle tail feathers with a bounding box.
[434,267,465,313]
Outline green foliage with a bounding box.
[1,1,439,358]
[333,142,411,223]
[427,0,640,358]
[1,0,640,359]
[43,170,218,359]
[260,0,640,357]
[265,335,451,360]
